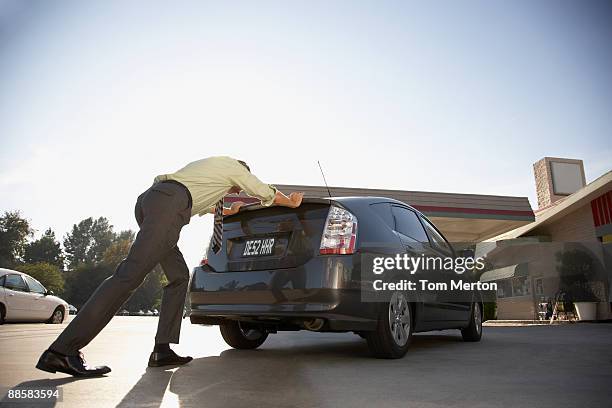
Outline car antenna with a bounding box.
[317,160,333,198]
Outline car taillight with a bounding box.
[320,205,358,255]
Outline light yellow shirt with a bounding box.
[154,156,277,217]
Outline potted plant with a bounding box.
[557,248,600,321]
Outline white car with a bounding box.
[0,268,69,324]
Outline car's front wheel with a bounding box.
[220,321,268,349]
[47,307,64,324]
[461,302,483,342]
[366,291,413,359]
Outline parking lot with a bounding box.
[1,317,611,408]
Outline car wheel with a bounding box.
[47,307,64,324]
[461,302,483,342]
[220,321,268,349]
[366,291,412,359]
[0,303,5,325]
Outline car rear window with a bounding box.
[24,275,46,294]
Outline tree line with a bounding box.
[0,210,167,312]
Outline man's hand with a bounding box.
[224,201,245,216]
[273,191,304,208]
[288,192,304,208]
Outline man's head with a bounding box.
[237,160,250,172]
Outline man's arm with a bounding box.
[207,202,246,216]
[208,192,303,218]
[229,166,305,208]
[273,191,304,208]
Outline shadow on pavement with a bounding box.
[116,339,367,408]
[115,333,464,408]
[2,333,466,408]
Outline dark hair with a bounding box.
[237,160,250,172]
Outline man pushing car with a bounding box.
[36,156,304,377]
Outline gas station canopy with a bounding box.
[228,184,534,242]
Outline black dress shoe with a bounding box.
[36,349,111,377]
[148,350,193,367]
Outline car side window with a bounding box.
[0,275,5,287]
[24,276,46,294]
[4,274,28,292]
[391,206,429,243]
[421,217,453,255]
[369,202,394,229]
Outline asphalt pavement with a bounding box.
[1,316,611,408]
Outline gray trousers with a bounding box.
[50,182,192,355]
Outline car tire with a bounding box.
[461,302,483,342]
[47,307,64,324]
[366,291,413,359]
[0,303,5,325]
[220,321,268,349]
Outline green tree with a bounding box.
[102,230,135,266]
[102,239,132,266]
[102,230,167,312]
[63,217,115,270]
[62,228,167,313]
[23,228,64,269]
[62,263,114,308]
[116,230,135,242]
[123,265,168,312]
[0,211,33,268]
[16,262,65,295]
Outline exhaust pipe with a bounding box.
[303,318,325,331]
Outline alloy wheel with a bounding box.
[388,292,411,347]
[474,303,482,335]
[52,309,63,324]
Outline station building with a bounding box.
[482,159,612,320]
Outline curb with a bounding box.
[483,320,575,327]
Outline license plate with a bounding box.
[242,238,275,257]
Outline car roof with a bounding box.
[0,267,23,277]
[330,196,424,215]
[331,196,411,206]
[237,196,424,216]
[0,268,40,283]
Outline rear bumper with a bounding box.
[189,308,376,331]
[189,256,378,331]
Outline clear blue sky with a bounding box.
[1,0,611,267]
